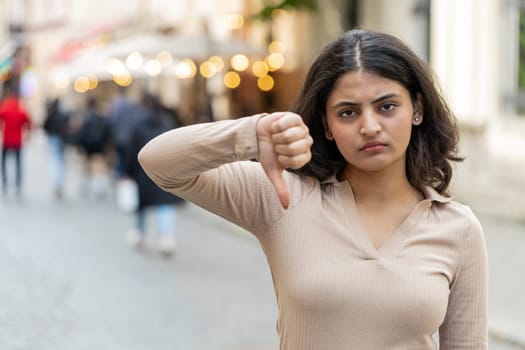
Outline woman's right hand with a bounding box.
[256,112,313,209]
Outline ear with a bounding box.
[325,129,334,140]
[412,93,424,126]
[322,116,334,140]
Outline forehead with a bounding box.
[328,70,409,102]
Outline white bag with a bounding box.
[116,178,139,212]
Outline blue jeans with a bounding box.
[48,135,65,192]
[1,146,22,194]
[136,204,177,236]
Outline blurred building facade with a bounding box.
[0,0,523,219]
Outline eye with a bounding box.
[380,103,397,112]
[339,109,358,118]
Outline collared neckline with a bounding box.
[320,175,453,203]
[421,186,453,203]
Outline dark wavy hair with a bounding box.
[290,29,462,195]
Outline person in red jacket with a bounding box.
[0,85,32,196]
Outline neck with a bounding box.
[342,166,421,206]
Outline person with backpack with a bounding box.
[75,97,113,199]
[43,97,70,199]
[124,93,185,255]
[107,86,139,178]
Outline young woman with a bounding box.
[138,29,487,349]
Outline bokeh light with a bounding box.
[223,71,241,88]
[257,75,274,91]
[113,71,133,87]
[106,58,126,75]
[200,61,217,78]
[269,41,285,53]
[54,71,70,90]
[224,13,244,30]
[87,75,98,90]
[231,54,249,71]
[175,59,197,79]
[74,76,90,93]
[208,56,224,72]
[157,51,173,66]
[266,52,285,71]
[145,59,162,76]
[125,52,143,70]
[252,61,269,77]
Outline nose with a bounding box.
[360,111,381,136]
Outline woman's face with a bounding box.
[324,70,422,176]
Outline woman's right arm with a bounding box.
[138,115,267,230]
[138,113,312,232]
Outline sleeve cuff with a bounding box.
[234,113,267,160]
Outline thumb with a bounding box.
[267,167,290,209]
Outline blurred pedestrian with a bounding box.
[107,86,139,179]
[74,96,113,199]
[138,29,488,349]
[43,97,70,199]
[0,82,32,197]
[125,93,184,256]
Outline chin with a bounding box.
[360,165,390,173]
[347,159,393,173]
[346,153,405,174]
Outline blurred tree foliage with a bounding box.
[251,0,318,21]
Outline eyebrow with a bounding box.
[331,93,400,108]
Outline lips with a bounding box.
[359,141,387,152]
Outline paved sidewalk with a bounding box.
[1,132,280,350]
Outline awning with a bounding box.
[98,32,262,60]
[53,31,263,80]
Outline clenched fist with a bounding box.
[256,112,313,209]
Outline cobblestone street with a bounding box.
[1,132,524,349]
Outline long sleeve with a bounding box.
[138,114,287,234]
[438,208,488,349]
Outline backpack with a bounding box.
[43,109,70,138]
[77,112,111,148]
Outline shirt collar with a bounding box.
[421,186,453,203]
[320,175,453,203]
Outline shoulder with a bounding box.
[446,200,482,229]
[434,197,482,227]
[435,200,485,253]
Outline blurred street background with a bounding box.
[1,0,524,349]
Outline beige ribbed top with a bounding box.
[138,115,488,350]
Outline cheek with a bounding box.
[326,117,356,142]
[403,126,414,145]
[331,130,358,156]
[388,119,413,145]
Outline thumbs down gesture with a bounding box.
[256,112,313,209]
